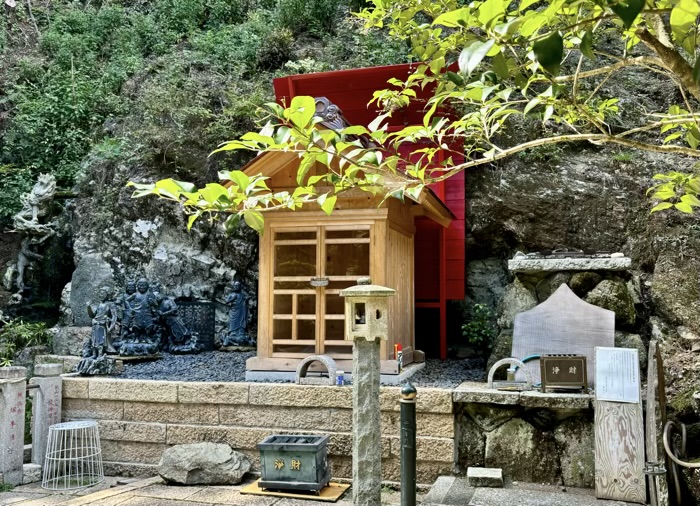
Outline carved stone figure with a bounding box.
[117,278,161,356]
[112,280,136,353]
[222,281,251,346]
[76,286,117,375]
[156,292,201,354]
[5,174,58,296]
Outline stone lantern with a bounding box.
[341,277,395,343]
[340,277,395,506]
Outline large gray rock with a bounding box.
[52,326,90,356]
[554,415,595,488]
[463,403,520,432]
[457,412,486,469]
[466,258,509,310]
[584,279,636,327]
[497,279,537,329]
[569,272,602,297]
[651,248,700,334]
[484,418,560,484]
[614,331,647,372]
[70,254,114,327]
[158,442,250,485]
[535,273,571,302]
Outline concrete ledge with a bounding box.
[454,382,592,410]
[508,256,631,273]
[453,382,521,405]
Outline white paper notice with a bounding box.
[595,346,640,403]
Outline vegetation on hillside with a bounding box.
[131,0,700,228]
[0,0,407,227]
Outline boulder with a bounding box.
[497,279,537,329]
[158,442,250,485]
[614,331,647,373]
[584,279,636,327]
[464,403,520,432]
[457,412,486,469]
[535,273,571,302]
[651,248,700,334]
[554,415,595,488]
[70,254,114,327]
[52,326,90,356]
[569,272,602,297]
[484,418,560,484]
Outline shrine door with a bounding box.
[270,225,370,359]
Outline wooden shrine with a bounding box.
[274,64,466,360]
[242,138,454,374]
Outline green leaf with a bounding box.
[432,8,470,27]
[318,194,337,216]
[187,214,198,230]
[296,155,316,186]
[650,202,674,213]
[580,30,595,60]
[227,171,250,191]
[289,96,317,129]
[243,210,265,233]
[533,32,564,76]
[477,0,507,27]
[674,201,694,213]
[445,71,465,86]
[458,39,496,77]
[608,0,645,29]
[693,58,700,85]
[681,193,700,206]
[670,0,700,43]
[492,52,510,80]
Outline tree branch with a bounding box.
[636,28,700,101]
[553,56,667,83]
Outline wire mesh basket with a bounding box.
[42,420,104,491]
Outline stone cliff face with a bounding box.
[466,144,700,498]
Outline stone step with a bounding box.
[466,467,503,488]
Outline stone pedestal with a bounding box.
[0,366,27,486]
[30,363,63,468]
[352,338,381,506]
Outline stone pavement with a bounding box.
[0,476,420,506]
[0,475,640,506]
[421,476,637,506]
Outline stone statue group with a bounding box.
[76,277,251,374]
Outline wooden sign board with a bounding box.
[594,347,646,504]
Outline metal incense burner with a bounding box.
[257,435,330,493]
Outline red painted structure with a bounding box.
[273,64,465,359]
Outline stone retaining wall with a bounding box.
[454,382,594,488]
[62,378,454,483]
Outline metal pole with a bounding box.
[400,382,417,506]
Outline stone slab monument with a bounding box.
[512,284,615,386]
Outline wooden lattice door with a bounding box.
[271,225,371,359]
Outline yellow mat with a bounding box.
[240,479,350,502]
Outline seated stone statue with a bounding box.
[155,290,201,354]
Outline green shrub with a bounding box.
[0,166,34,227]
[461,303,496,350]
[256,28,294,70]
[0,320,53,366]
[276,0,343,35]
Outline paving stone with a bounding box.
[422,476,475,505]
[467,488,632,506]
[466,468,503,488]
[0,492,51,506]
[132,484,205,500]
[115,498,209,506]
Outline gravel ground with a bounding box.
[114,351,486,388]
